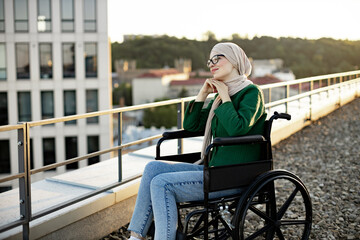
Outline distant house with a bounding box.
[169,78,206,98]
[251,59,295,81]
[252,59,284,77]
[132,69,189,105]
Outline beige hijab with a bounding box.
[201,43,253,159]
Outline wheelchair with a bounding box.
[153,112,312,240]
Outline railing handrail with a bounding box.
[259,70,360,89]
[0,70,359,239]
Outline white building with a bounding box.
[251,59,284,77]
[132,69,189,105]
[0,0,112,191]
[169,78,206,98]
[251,58,295,81]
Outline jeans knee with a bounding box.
[150,174,172,194]
[144,161,165,174]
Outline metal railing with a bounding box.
[0,70,359,239]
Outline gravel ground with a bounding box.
[102,98,360,240]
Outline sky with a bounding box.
[108,0,360,43]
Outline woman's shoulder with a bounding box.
[245,84,262,92]
[233,84,262,98]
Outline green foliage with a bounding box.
[112,83,132,106]
[177,87,189,98]
[112,35,360,79]
[142,98,177,129]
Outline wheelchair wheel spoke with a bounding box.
[246,223,273,240]
[277,186,299,219]
[249,205,274,223]
[275,228,285,240]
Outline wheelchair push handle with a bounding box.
[273,111,291,120]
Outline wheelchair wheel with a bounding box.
[233,170,312,240]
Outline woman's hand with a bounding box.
[195,79,216,102]
[209,79,231,103]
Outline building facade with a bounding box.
[132,69,189,105]
[0,0,112,191]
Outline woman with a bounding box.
[127,42,267,240]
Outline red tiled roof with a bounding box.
[138,68,180,78]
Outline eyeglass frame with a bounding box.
[207,54,225,68]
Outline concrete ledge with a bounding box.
[38,195,137,240]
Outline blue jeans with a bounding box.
[128,161,243,240]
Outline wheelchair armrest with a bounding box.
[212,135,266,147]
[162,130,204,140]
[156,130,204,163]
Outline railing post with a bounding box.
[309,81,314,120]
[117,112,122,182]
[177,102,183,155]
[285,84,289,113]
[18,123,31,240]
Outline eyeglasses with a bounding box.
[207,54,225,68]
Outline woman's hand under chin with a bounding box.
[209,79,231,103]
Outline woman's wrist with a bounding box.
[221,95,231,103]
[195,92,208,102]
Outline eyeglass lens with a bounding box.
[207,55,224,67]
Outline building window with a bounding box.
[87,136,99,165]
[14,0,28,32]
[41,91,54,119]
[86,89,98,123]
[84,0,96,32]
[39,43,53,79]
[18,91,31,122]
[0,92,8,125]
[64,90,76,125]
[61,0,74,32]
[43,138,55,170]
[0,43,6,80]
[0,0,4,32]
[37,0,51,32]
[0,140,10,173]
[62,43,75,78]
[16,43,30,79]
[65,136,78,169]
[84,43,97,78]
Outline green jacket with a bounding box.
[183,84,267,167]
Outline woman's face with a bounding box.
[208,54,237,81]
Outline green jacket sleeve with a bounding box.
[214,86,265,136]
[183,99,213,132]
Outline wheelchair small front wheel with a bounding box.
[233,170,312,240]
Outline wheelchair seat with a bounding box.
[154,112,312,240]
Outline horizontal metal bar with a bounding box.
[0,219,27,234]
[30,134,164,174]
[0,123,25,133]
[265,79,359,109]
[30,147,118,174]
[0,172,25,184]
[119,134,163,149]
[28,99,187,127]
[260,70,360,90]
[31,174,142,220]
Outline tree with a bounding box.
[142,98,177,128]
[111,35,360,79]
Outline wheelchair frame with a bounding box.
[154,112,312,240]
